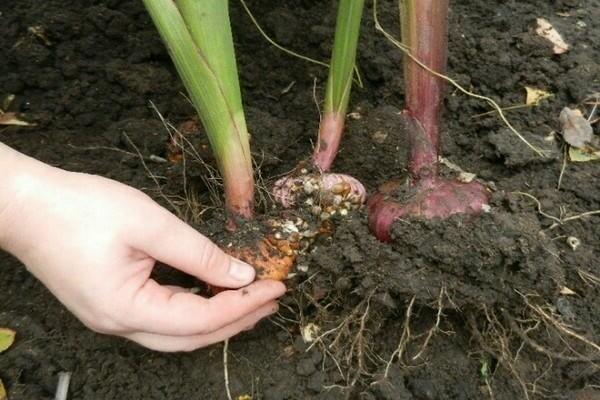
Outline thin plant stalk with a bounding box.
[367,0,489,242]
[401,0,448,182]
[143,0,254,222]
[313,0,365,172]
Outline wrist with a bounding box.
[0,143,56,252]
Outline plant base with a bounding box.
[368,178,490,242]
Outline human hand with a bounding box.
[0,148,285,351]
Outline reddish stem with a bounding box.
[222,156,254,230]
[367,0,490,242]
[312,112,345,172]
[403,0,448,181]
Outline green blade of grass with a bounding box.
[143,0,254,221]
[324,0,365,115]
[313,0,365,171]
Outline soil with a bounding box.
[1,0,600,399]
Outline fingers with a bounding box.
[124,301,278,352]
[125,278,286,336]
[132,206,257,289]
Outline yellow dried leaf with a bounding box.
[0,378,6,400]
[301,323,320,343]
[0,112,34,127]
[536,18,570,54]
[560,286,576,296]
[525,87,552,105]
[569,146,600,162]
[236,396,252,400]
[0,328,16,353]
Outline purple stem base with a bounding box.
[368,177,490,242]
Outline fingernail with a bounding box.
[229,259,256,282]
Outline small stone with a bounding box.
[307,371,326,393]
[375,291,397,309]
[296,357,316,376]
[567,236,581,250]
[304,181,315,194]
[335,277,352,291]
[310,348,323,365]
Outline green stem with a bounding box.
[313,0,365,172]
[143,0,254,222]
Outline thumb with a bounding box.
[133,207,256,288]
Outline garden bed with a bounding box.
[1,0,599,398]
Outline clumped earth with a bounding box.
[1,0,600,399]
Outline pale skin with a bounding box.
[0,142,286,352]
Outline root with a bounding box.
[511,191,600,230]
[468,310,531,400]
[384,295,416,378]
[412,285,447,361]
[150,101,222,211]
[578,269,600,287]
[121,132,181,214]
[467,289,600,400]
[306,290,377,388]
[238,0,364,88]
[502,310,598,363]
[518,291,600,356]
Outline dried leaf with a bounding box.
[0,113,34,127]
[458,172,476,183]
[536,18,570,54]
[301,323,320,343]
[560,286,577,295]
[569,146,600,162]
[236,396,252,400]
[0,328,16,353]
[1,94,15,110]
[0,378,6,400]
[560,108,594,148]
[525,87,552,105]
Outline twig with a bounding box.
[54,372,72,400]
[557,145,568,190]
[66,144,167,163]
[122,132,180,213]
[224,339,233,400]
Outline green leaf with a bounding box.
[0,328,16,353]
[324,0,365,114]
[143,0,254,219]
[569,146,600,162]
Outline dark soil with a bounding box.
[2,0,600,399]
